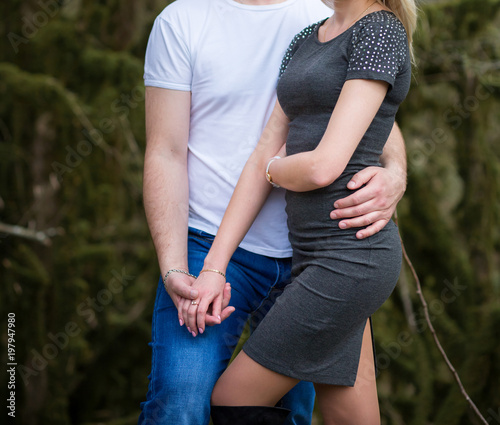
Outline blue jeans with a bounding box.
[138,227,315,425]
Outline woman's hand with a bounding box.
[180,272,235,336]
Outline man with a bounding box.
[138,0,407,424]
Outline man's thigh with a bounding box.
[138,229,283,425]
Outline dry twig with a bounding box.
[396,213,487,424]
[0,222,62,246]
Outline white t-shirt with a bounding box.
[144,0,331,257]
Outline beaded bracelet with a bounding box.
[163,269,197,286]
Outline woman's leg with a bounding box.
[211,351,300,407]
[314,319,380,425]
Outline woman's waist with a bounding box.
[288,219,399,254]
[285,174,352,227]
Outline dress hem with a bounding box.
[242,346,357,387]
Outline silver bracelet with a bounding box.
[163,269,197,286]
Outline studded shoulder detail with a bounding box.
[347,11,408,81]
[278,20,324,79]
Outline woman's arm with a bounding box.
[268,79,389,191]
[183,101,290,336]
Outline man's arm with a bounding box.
[144,87,234,329]
[143,87,196,305]
[330,122,407,239]
[380,122,407,183]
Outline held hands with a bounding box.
[330,166,406,239]
[178,271,235,337]
[163,272,199,310]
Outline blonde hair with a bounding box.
[377,0,418,60]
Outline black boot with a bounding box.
[211,405,291,425]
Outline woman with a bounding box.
[183,0,417,423]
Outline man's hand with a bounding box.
[206,281,234,325]
[163,273,199,313]
[330,166,406,239]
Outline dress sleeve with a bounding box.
[346,17,408,87]
[278,21,324,79]
[143,16,192,91]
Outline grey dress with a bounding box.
[243,11,410,386]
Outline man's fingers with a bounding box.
[207,305,235,326]
[206,290,232,326]
[206,282,232,326]
[222,282,232,309]
[356,219,390,239]
[334,166,383,209]
[331,166,404,236]
[337,210,387,229]
[220,306,236,322]
[333,186,379,210]
[331,196,380,220]
[206,315,222,326]
[206,305,235,326]
[171,279,198,299]
[345,167,378,190]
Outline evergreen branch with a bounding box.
[118,114,141,158]
[396,213,488,425]
[45,78,115,155]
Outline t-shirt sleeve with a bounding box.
[143,16,192,91]
[346,18,408,87]
[278,21,322,79]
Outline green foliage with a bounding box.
[0,0,499,424]
[376,1,500,424]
